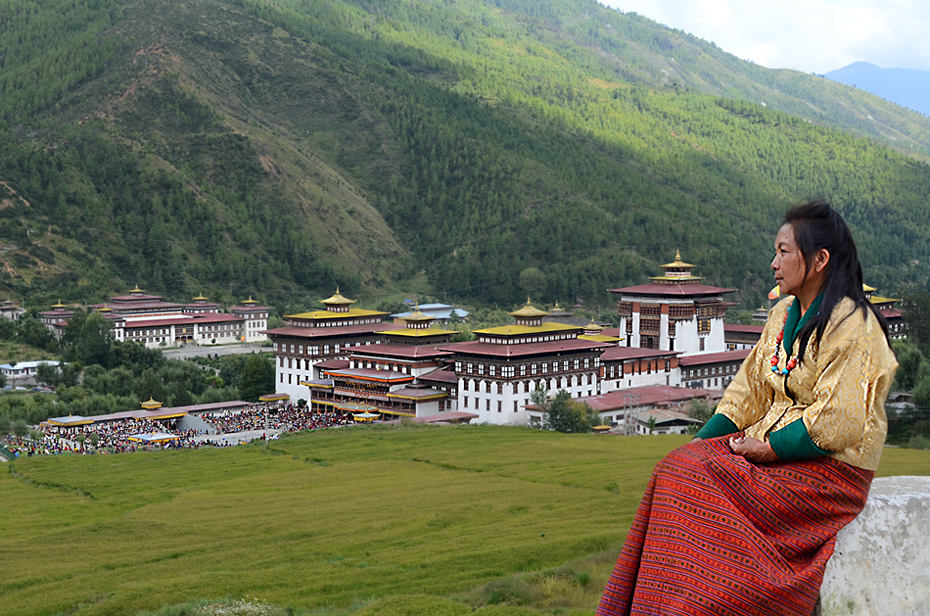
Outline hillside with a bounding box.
[3,425,930,616]
[3,0,930,311]
[826,62,930,118]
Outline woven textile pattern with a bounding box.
[597,438,873,616]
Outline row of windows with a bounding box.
[476,333,577,345]
[460,374,595,394]
[274,340,383,355]
[684,363,739,379]
[454,357,597,376]
[604,360,672,379]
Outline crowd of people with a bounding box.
[200,403,351,434]
[1,402,358,458]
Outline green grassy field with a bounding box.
[3,424,930,616]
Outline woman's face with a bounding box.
[771,224,808,298]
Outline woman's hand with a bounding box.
[729,435,778,464]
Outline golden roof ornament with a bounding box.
[662,249,694,269]
[509,299,549,318]
[320,286,357,306]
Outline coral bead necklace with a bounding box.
[771,303,799,375]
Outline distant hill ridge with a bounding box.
[827,62,930,118]
[2,0,930,312]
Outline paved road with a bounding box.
[163,343,269,360]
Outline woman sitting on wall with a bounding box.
[597,200,898,616]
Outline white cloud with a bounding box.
[599,0,930,73]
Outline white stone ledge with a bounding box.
[820,476,930,616]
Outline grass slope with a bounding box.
[3,424,930,616]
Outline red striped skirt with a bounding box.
[597,437,873,616]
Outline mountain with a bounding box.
[827,62,930,118]
[3,0,930,314]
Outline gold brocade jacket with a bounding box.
[715,297,897,470]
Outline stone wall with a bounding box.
[819,475,930,616]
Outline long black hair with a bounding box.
[783,199,890,361]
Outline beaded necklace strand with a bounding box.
[770,301,799,376]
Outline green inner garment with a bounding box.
[782,292,824,356]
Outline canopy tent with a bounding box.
[127,433,180,444]
[352,412,380,422]
[259,393,290,402]
[45,415,94,427]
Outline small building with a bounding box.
[865,284,905,339]
[0,360,61,380]
[232,297,270,343]
[724,324,764,351]
[564,385,722,432]
[633,408,704,435]
[0,300,24,321]
[599,347,681,392]
[679,349,752,390]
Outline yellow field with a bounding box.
[2,424,929,616]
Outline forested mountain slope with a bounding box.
[2,0,930,312]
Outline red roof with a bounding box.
[724,324,765,334]
[188,313,244,324]
[576,385,723,412]
[441,339,609,358]
[601,347,679,362]
[388,387,448,399]
[610,283,736,297]
[417,368,459,384]
[350,343,453,360]
[678,349,752,366]
[106,294,165,302]
[880,309,902,319]
[264,323,404,339]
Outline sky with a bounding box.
[599,0,930,74]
